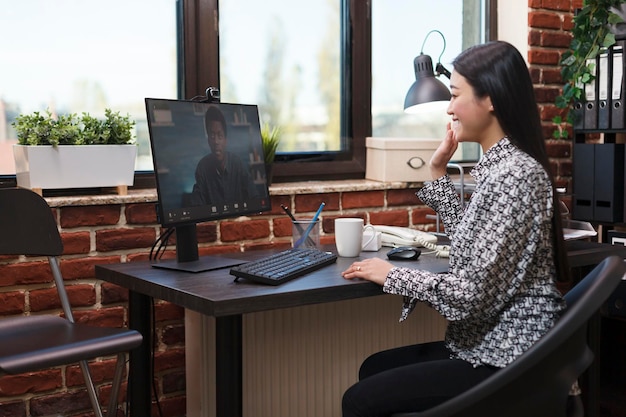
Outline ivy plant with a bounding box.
[553,0,626,138]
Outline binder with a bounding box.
[571,101,584,130]
[572,143,595,221]
[598,51,610,129]
[583,57,598,130]
[611,41,626,129]
[593,143,625,223]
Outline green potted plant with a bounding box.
[553,0,626,137]
[260,122,281,184]
[12,108,137,194]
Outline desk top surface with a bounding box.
[95,246,448,317]
[95,240,626,317]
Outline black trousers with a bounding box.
[342,341,498,417]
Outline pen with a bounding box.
[294,202,325,248]
[282,204,317,248]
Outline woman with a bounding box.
[341,40,570,417]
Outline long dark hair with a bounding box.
[453,41,570,283]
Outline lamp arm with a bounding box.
[420,29,447,64]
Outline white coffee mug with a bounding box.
[334,218,376,257]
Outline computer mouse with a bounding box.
[387,246,421,261]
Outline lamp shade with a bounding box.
[404,53,451,114]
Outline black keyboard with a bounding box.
[230,248,338,285]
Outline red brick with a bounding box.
[220,219,270,242]
[0,369,62,395]
[125,203,158,224]
[529,11,562,29]
[387,188,421,206]
[534,86,561,103]
[369,210,410,226]
[59,205,121,228]
[273,217,292,237]
[72,306,126,327]
[294,193,340,213]
[162,324,185,346]
[0,291,25,314]
[528,49,561,65]
[0,401,25,416]
[30,385,92,416]
[66,358,119,387]
[196,222,218,243]
[30,284,95,312]
[412,207,438,225]
[342,191,384,209]
[541,31,571,48]
[154,348,186,372]
[542,67,564,84]
[101,281,129,304]
[60,256,117,279]
[60,231,90,255]
[546,141,572,158]
[95,227,157,252]
[0,261,52,287]
[269,195,292,215]
[541,0,572,12]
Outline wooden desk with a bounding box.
[95,240,626,417]
[96,247,448,417]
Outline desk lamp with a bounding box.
[404,30,452,114]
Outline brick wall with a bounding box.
[529,0,582,209]
[0,186,436,417]
[0,2,578,416]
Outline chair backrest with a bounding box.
[0,187,63,256]
[394,255,625,417]
[0,188,75,319]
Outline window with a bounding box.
[0,0,493,185]
[213,0,492,182]
[0,0,177,176]
[372,0,489,162]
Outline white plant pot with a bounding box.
[13,144,137,191]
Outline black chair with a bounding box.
[0,188,143,417]
[390,255,625,417]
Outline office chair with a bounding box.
[390,255,626,417]
[0,188,143,417]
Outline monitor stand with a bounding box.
[151,224,246,273]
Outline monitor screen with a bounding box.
[145,98,271,272]
[146,98,271,228]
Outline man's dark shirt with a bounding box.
[191,152,250,206]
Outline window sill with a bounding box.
[43,179,426,208]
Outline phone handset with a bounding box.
[372,225,450,258]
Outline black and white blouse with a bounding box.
[383,137,566,369]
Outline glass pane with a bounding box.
[372,0,484,161]
[0,0,178,175]
[219,0,341,154]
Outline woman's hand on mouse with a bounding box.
[342,258,394,286]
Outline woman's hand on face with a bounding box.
[429,122,459,179]
[342,258,395,286]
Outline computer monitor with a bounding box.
[145,98,271,272]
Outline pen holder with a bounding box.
[292,219,320,248]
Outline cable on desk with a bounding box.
[150,227,175,261]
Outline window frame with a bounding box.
[182,0,497,184]
[0,0,497,189]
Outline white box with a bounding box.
[366,137,439,182]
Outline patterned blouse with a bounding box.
[383,137,566,368]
